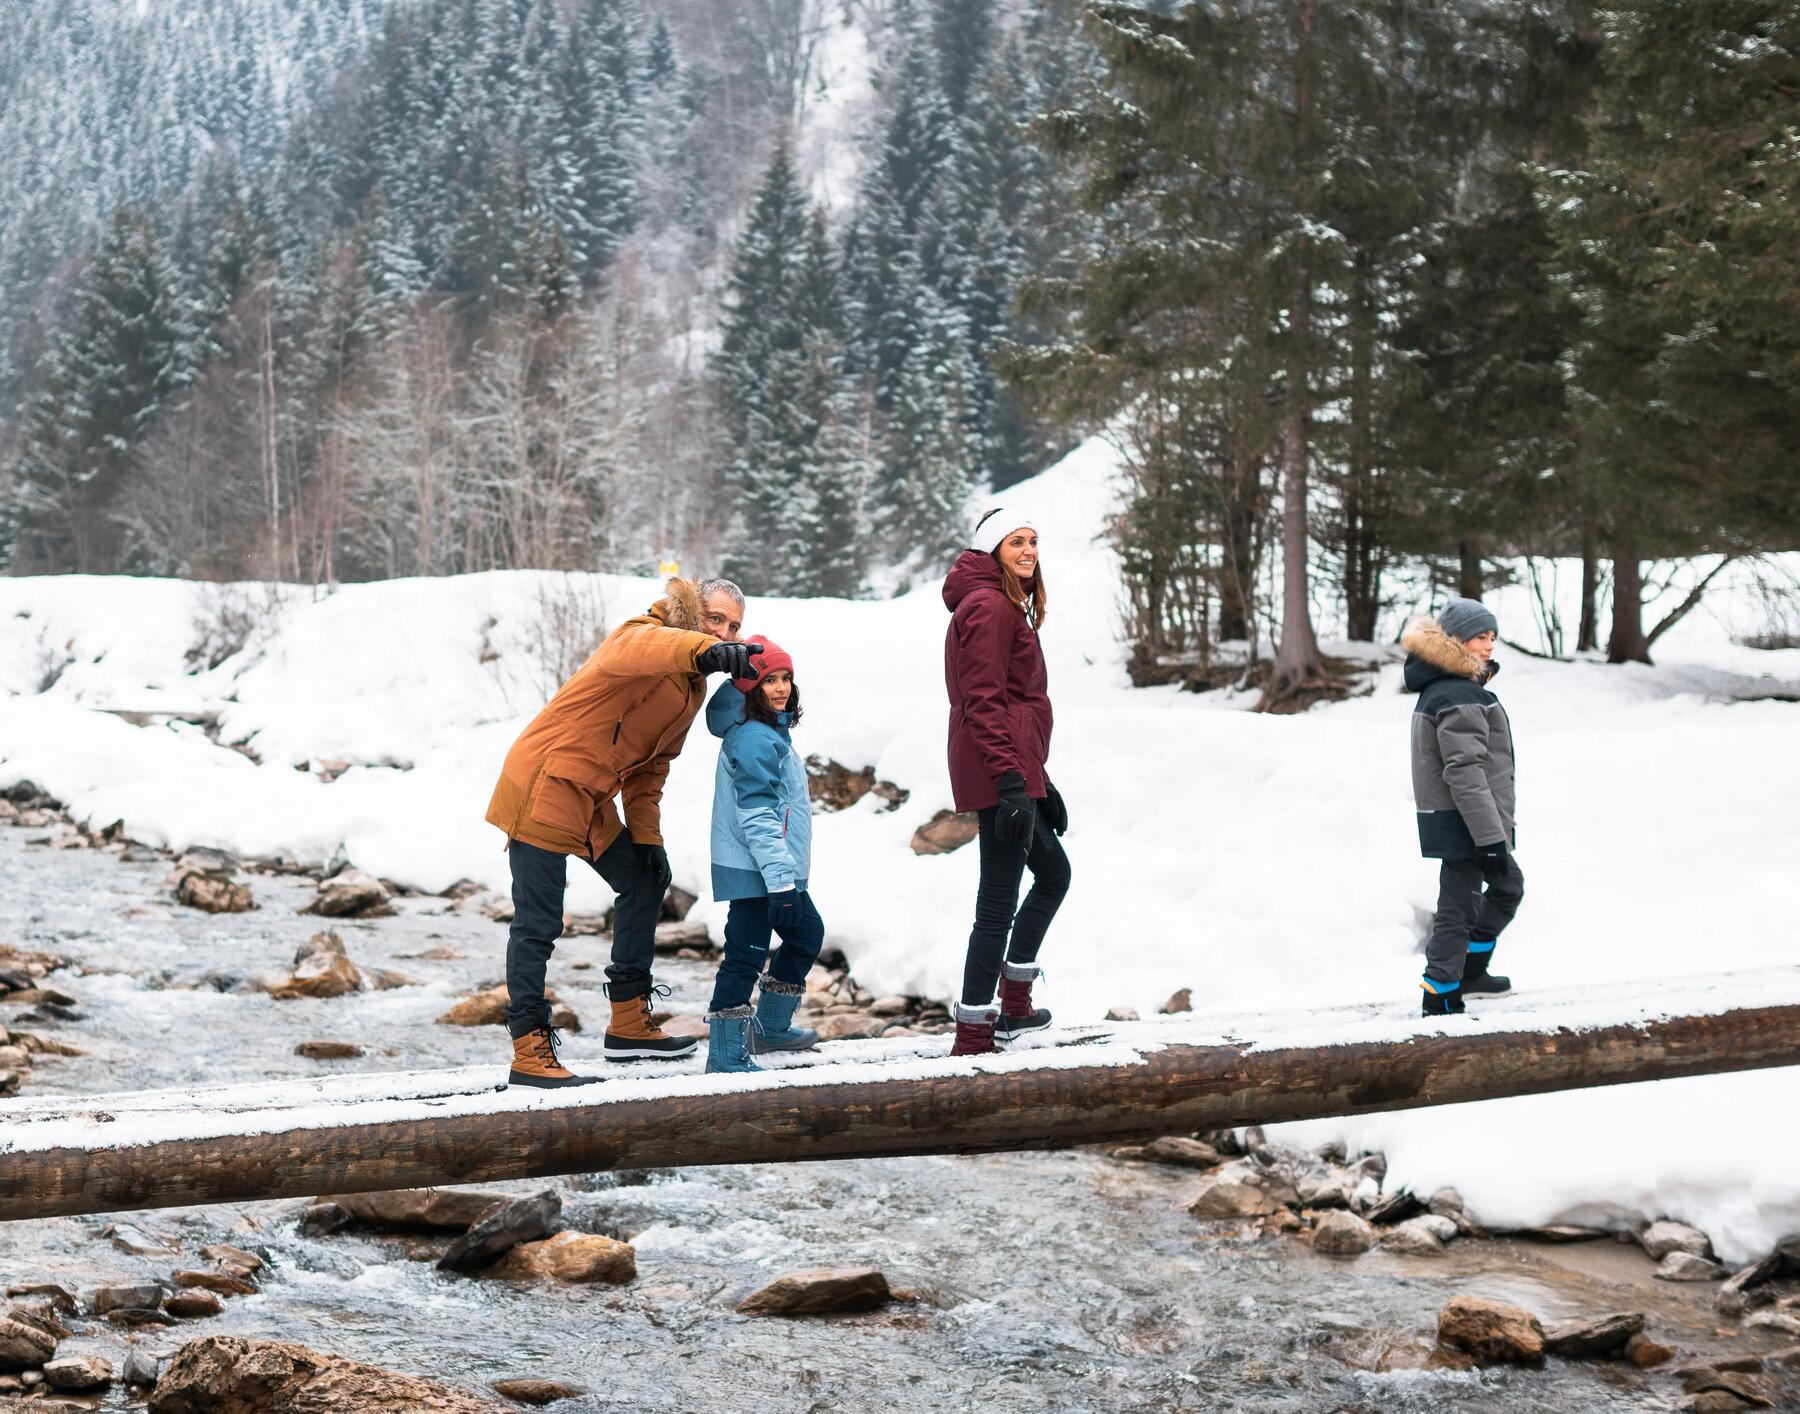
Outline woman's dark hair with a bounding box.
[742,677,802,728]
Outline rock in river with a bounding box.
[1437,1294,1545,1365]
[736,1268,893,1316]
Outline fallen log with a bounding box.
[2,970,1798,1223]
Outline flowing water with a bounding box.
[0,826,1789,1412]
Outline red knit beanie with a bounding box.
[732,635,795,695]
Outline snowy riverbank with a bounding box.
[3,437,1798,1259]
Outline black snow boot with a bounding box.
[1461,940,1511,997]
[1420,978,1465,1017]
[995,961,1052,1042]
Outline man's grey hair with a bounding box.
[698,576,745,606]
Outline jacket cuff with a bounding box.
[624,813,663,846]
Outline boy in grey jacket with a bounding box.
[1402,597,1523,1015]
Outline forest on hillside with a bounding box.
[0,0,1795,703]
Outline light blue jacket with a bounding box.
[707,682,812,900]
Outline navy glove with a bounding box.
[768,888,801,929]
[697,641,764,678]
[1041,781,1068,836]
[994,772,1036,848]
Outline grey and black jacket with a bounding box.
[1402,616,1516,860]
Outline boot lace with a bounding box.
[534,1027,565,1068]
[638,984,674,1030]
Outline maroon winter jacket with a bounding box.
[943,549,1053,813]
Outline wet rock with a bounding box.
[4,985,78,1007]
[438,1192,562,1272]
[653,920,710,952]
[320,1189,511,1231]
[1543,1311,1646,1358]
[1642,1219,1713,1261]
[1769,1345,1800,1368]
[1436,1295,1545,1365]
[108,1307,177,1327]
[122,1347,161,1386]
[164,1290,224,1320]
[491,1232,635,1285]
[910,810,978,855]
[437,984,579,1033]
[296,1203,354,1238]
[0,1310,58,1370]
[171,1272,256,1297]
[1415,1214,1459,1242]
[0,1069,19,1096]
[146,1335,507,1412]
[1347,1152,1386,1182]
[1671,1355,1769,1386]
[1675,1371,1780,1411]
[174,846,237,875]
[869,996,911,1017]
[1159,988,1192,1014]
[104,1221,178,1255]
[3,1285,75,1316]
[0,1044,33,1072]
[1313,1211,1376,1257]
[88,1284,165,1315]
[301,868,392,918]
[1427,1188,1465,1219]
[198,1245,264,1280]
[1745,1309,1800,1336]
[1188,1175,1281,1220]
[1516,1224,1610,1243]
[1364,1189,1425,1225]
[1297,1172,1355,1210]
[1625,1332,1676,1367]
[1719,1253,1785,1312]
[1657,1251,1728,1282]
[1140,1137,1222,1169]
[1382,1218,1445,1256]
[43,1353,111,1390]
[175,870,255,914]
[736,1267,892,1316]
[267,933,365,1000]
[296,1041,364,1061]
[492,1378,584,1406]
[815,1013,887,1041]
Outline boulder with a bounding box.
[815,1014,887,1041]
[1364,1189,1425,1225]
[437,1192,562,1272]
[1674,1371,1780,1410]
[736,1267,892,1316]
[302,869,391,918]
[1104,1007,1140,1022]
[1671,1355,1770,1387]
[176,871,254,914]
[868,996,911,1017]
[1745,1310,1800,1336]
[1160,988,1193,1014]
[0,1310,58,1370]
[652,921,710,952]
[1657,1252,1728,1282]
[492,1378,584,1406]
[172,1272,256,1297]
[1313,1211,1377,1258]
[146,1336,507,1412]
[108,1308,177,1328]
[1625,1332,1676,1368]
[437,985,579,1033]
[164,1290,224,1320]
[296,1203,354,1238]
[3,1285,74,1316]
[43,1353,112,1390]
[122,1347,162,1387]
[104,1221,178,1255]
[1382,1218,1446,1256]
[1427,1188,1466,1219]
[88,1283,165,1315]
[267,938,364,1001]
[1140,1137,1221,1169]
[1641,1219,1713,1261]
[1188,1177,1281,1220]
[491,1232,635,1285]
[910,810,978,855]
[1297,1172,1355,1209]
[1543,1311,1646,1358]
[1436,1295,1545,1365]
[296,1041,364,1061]
[198,1245,264,1280]
[320,1189,511,1231]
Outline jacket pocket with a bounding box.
[528,754,611,840]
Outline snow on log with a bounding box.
[2,969,1798,1223]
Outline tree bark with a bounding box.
[1578,525,1600,653]
[1608,542,1651,664]
[1457,541,1484,601]
[3,998,1797,1223]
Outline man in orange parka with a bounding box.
[486,576,762,1086]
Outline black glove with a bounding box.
[635,842,672,893]
[994,772,1036,848]
[1478,839,1509,867]
[1041,780,1068,837]
[768,888,801,929]
[697,641,764,678]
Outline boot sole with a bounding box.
[508,1070,603,1088]
[603,1043,698,1061]
[994,1017,1053,1042]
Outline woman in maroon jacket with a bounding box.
[943,508,1071,1056]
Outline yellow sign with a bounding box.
[657,559,681,578]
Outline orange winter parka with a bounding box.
[484,579,719,859]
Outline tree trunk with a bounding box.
[1344,254,1379,641]
[1577,525,1600,653]
[1608,543,1651,664]
[4,992,1797,1223]
[1217,451,1259,642]
[1457,541,1483,601]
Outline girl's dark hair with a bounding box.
[743,678,802,728]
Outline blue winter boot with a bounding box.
[751,977,818,1054]
[705,1006,762,1074]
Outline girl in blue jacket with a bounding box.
[703,636,823,1073]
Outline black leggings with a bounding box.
[960,806,1071,1006]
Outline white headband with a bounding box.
[971,509,1038,555]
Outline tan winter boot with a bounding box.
[604,993,699,1062]
[508,1027,598,1088]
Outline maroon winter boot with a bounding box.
[995,961,1052,1042]
[950,1001,998,1056]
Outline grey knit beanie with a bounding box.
[1439,596,1498,643]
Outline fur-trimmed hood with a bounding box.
[649,577,705,633]
[1402,615,1498,691]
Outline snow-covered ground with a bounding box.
[2,438,1798,1260]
